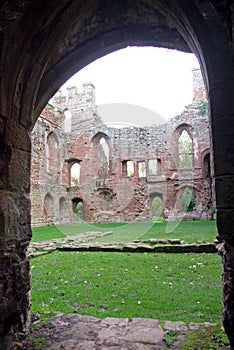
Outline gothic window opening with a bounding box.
[72,198,83,222]
[99,137,110,174]
[44,193,53,218]
[151,195,163,219]
[203,153,211,178]
[59,197,69,223]
[178,130,193,168]
[92,133,111,177]
[105,193,110,210]
[122,160,134,176]
[63,109,72,132]
[138,161,146,177]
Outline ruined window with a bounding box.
[122,160,134,176]
[99,137,110,173]
[46,142,50,173]
[44,193,53,217]
[63,109,72,132]
[59,197,67,214]
[59,197,69,223]
[70,162,81,186]
[46,132,59,175]
[138,161,146,177]
[181,187,196,212]
[105,193,110,210]
[178,130,193,168]
[151,195,163,218]
[203,153,211,178]
[72,198,83,222]
[148,159,162,175]
[92,133,111,175]
[157,159,162,174]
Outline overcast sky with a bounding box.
[61,46,200,122]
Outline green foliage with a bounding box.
[164,329,178,346]
[196,100,208,116]
[31,251,222,323]
[180,324,229,349]
[32,225,66,242]
[179,130,192,153]
[179,130,193,168]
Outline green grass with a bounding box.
[32,220,217,243]
[31,251,223,323]
[31,225,66,242]
[180,324,229,349]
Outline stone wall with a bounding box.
[30,71,213,225]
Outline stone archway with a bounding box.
[72,198,84,222]
[0,1,234,348]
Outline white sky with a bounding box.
[61,46,200,120]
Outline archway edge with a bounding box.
[34,24,188,123]
[31,0,233,124]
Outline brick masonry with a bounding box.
[30,69,213,225]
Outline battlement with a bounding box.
[51,82,96,114]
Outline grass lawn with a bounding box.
[31,251,223,323]
[32,220,218,243]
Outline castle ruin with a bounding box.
[30,69,213,226]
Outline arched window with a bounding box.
[203,153,211,178]
[72,198,83,222]
[46,132,59,175]
[151,194,163,219]
[70,162,81,186]
[44,193,53,217]
[178,130,193,168]
[91,133,111,176]
[63,109,72,132]
[99,137,109,165]
[181,187,196,212]
[59,197,69,223]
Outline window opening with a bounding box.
[204,153,211,178]
[46,133,59,175]
[99,137,110,173]
[64,109,72,132]
[70,163,80,186]
[148,159,162,175]
[44,193,53,217]
[122,160,134,176]
[178,130,193,168]
[138,161,146,177]
[105,193,110,210]
[72,199,83,222]
[151,195,163,219]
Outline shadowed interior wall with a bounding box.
[0,1,233,348]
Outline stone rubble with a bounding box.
[28,231,218,258]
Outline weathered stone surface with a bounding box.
[25,312,218,349]
[28,233,218,257]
